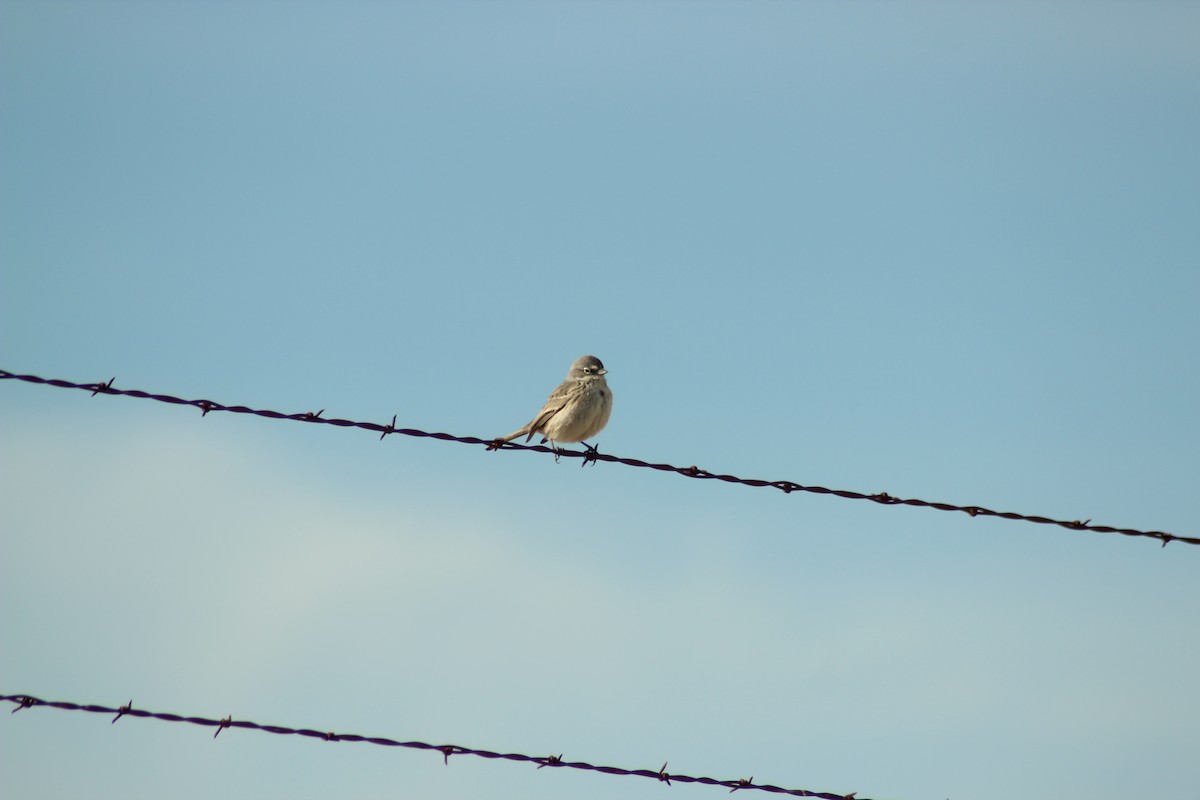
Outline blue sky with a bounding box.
[2,2,1198,799]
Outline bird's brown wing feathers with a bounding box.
[501,382,575,442]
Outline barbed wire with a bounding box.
[2,694,867,799]
[2,368,1193,548]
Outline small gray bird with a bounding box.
[496,355,613,451]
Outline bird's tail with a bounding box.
[497,426,533,443]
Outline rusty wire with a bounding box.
[1,368,1193,548]
[2,694,866,799]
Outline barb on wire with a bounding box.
[1,368,1192,548]
[1,694,865,800]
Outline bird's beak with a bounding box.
[599,368,608,375]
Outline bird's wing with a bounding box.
[502,381,575,442]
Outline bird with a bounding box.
[494,355,613,454]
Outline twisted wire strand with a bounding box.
[2,694,866,800]
[2,368,1192,547]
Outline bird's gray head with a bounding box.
[568,355,607,378]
